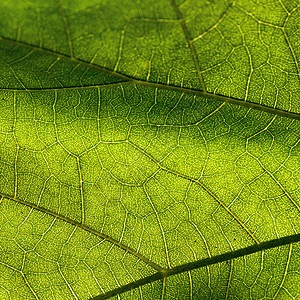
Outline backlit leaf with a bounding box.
[0,0,299,299]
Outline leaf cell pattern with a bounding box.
[0,0,299,299]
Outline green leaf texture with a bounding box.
[0,0,299,299]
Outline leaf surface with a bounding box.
[0,0,299,299]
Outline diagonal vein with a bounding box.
[91,234,300,300]
[0,36,300,120]
[0,194,164,272]
[54,0,73,58]
[170,0,206,91]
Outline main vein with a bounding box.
[0,36,299,121]
[91,233,300,299]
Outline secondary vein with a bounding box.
[170,0,206,92]
[0,193,164,273]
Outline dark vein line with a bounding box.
[170,0,206,91]
[2,82,300,120]
[0,194,164,272]
[0,36,132,80]
[0,81,130,92]
[282,27,300,80]
[54,0,73,58]
[0,36,300,121]
[90,234,300,299]
[199,92,300,120]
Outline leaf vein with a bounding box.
[170,0,206,91]
[0,37,299,120]
[91,234,300,299]
[0,194,164,272]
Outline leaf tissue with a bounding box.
[0,0,299,299]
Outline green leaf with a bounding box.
[0,0,299,299]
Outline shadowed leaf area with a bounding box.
[0,0,299,299]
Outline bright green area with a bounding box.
[0,0,299,299]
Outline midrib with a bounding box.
[0,36,299,121]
